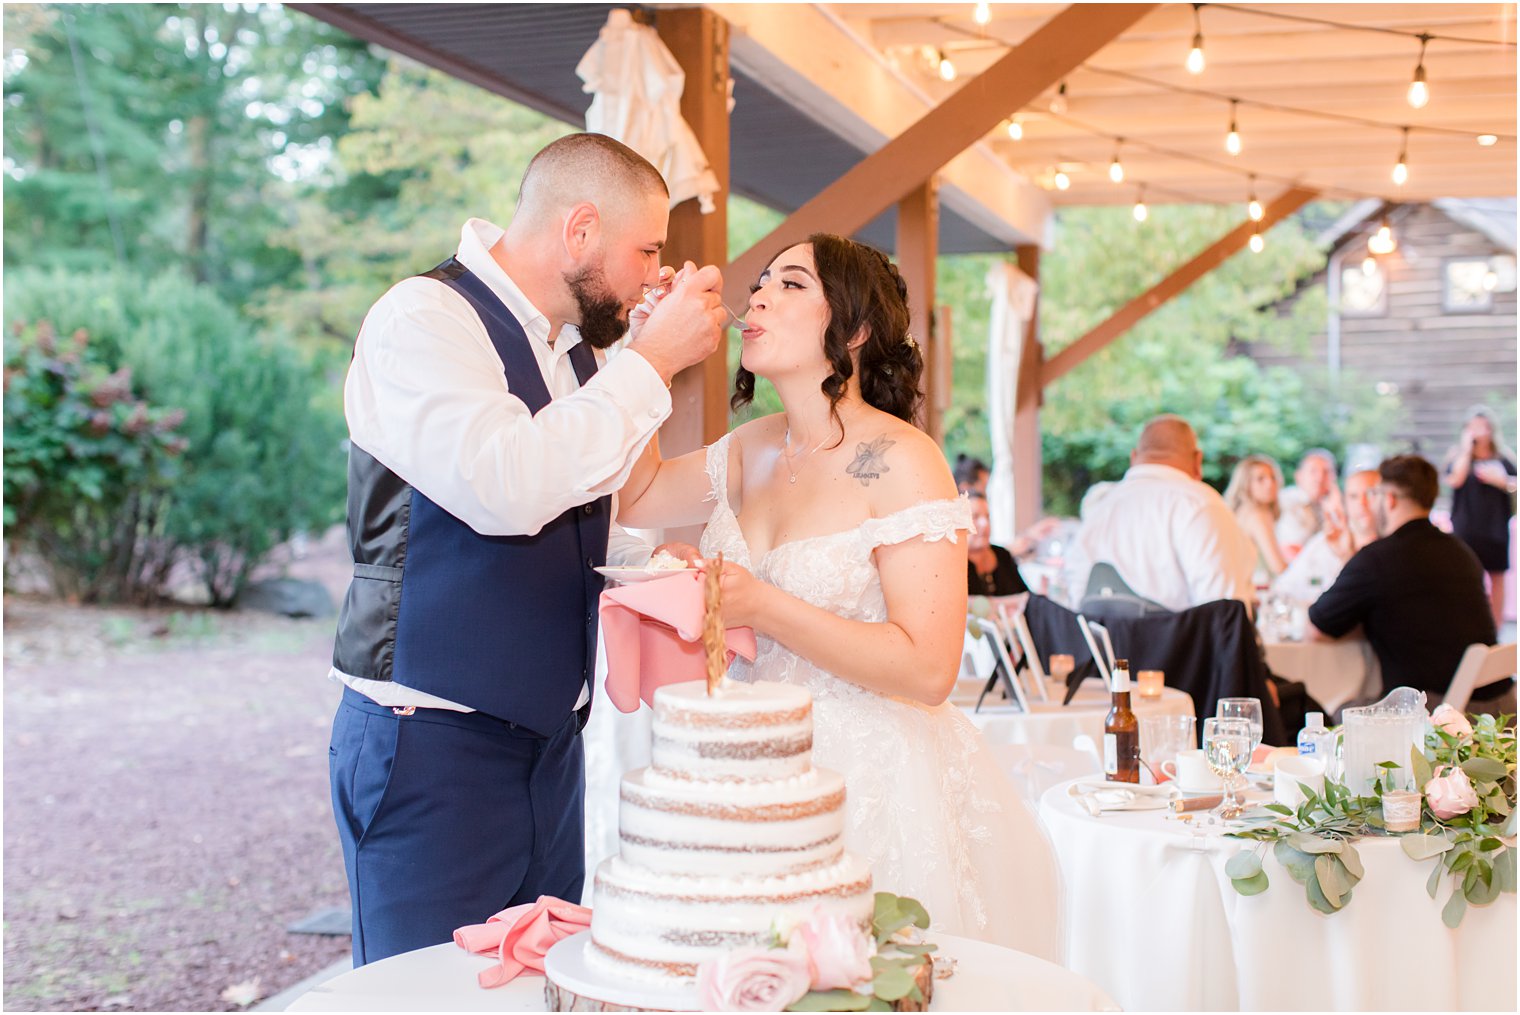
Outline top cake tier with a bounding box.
[651,679,812,782]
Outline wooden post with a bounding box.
[654,9,730,547]
[896,180,940,442]
[1014,245,1043,530]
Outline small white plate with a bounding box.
[594,565,692,583]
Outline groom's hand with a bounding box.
[628,262,725,385]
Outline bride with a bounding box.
[618,234,1040,954]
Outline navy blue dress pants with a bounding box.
[328,687,585,965]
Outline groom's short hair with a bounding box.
[516,133,667,225]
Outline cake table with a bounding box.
[283,933,1119,1012]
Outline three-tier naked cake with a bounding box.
[586,678,876,985]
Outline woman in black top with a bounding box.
[1444,407,1517,627]
[966,490,1029,596]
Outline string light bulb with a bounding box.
[1367,217,1397,255]
[1049,81,1068,115]
[1054,168,1071,191]
[1249,225,1265,253]
[1133,186,1148,222]
[1362,255,1378,276]
[1225,99,1242,155]
[937,51,957,82]
[1392,128,1409,185]
[1186,4,1206,75]
[1477,134,1497,146]
[973,1,991,26]
[1109,140,1125,183]
[1246,175,1263,222]
[1407,34,1431,109]
[1006,116,1024,141]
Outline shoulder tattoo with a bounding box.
[846,436,895,486]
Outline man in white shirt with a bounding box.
[1276,448,1338,558]
[1075,415,1256,613]
[328,134,726,964]
[1273,468,1380,603]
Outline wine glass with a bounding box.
[1203,716,1254,819]
[1216,697,1264,758]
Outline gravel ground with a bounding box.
[3,536,357,1012]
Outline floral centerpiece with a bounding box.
[1227,705,1515,926]
[695,893,936,1012]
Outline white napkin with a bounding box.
[1068,779,1181,815]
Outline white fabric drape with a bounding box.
[576,9,723,214]
[985,262,1039,547]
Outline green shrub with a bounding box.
[4,269,347,605]
[3,321,187,601]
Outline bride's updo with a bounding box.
[731,233,925,427]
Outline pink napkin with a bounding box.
[453,896,591,988]
[599,571,758,712]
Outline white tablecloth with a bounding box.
[1039,779,1516,1011]
[284,934,1119,1012]
[959,684,1195,748]
[1263,636,1380,715]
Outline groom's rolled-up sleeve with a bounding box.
[344,277,672,537]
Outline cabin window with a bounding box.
[1340,257,1387,316]
[1443,257,1496,313]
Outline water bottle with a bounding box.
[1297,712,1333,761]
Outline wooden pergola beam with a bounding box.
[1041,186,1319,387]
[721,3,1157,307]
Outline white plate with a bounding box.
[594,565,692,583]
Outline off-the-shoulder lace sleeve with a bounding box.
[859,496,972,549]
[701,432,733,506]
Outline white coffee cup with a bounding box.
[1161,749,1223,793]
[1274,754,1326,808]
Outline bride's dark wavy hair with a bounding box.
[731,233,924,439]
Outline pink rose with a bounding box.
[1424,765,1481,820]
[696,940,811,1012]
[798,907,876,993]
[1430,704,1474,740]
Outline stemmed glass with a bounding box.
[1203,716,1254,819]
[1216,697,1264,757]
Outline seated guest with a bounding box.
[967,490,1028,596]
[1276,448,1339,559]
[1224,454,1289,581]
[1308,455,1509,713]
[1273,468,1380,603]
[1075,414,1256,613]
[953,453,990,496]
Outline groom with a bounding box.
[327,133,725,964]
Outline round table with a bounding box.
[1263,636,1380,715]
[960,684,1194,748]
[284,933,1119,1012]
[1038,778,1516,1011]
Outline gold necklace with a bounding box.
[781,428,828,485]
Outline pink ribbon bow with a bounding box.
[452,896,591,988]
[599,570,758,712]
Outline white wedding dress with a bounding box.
[699,435,1040,953]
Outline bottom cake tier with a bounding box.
[587,853,874,984]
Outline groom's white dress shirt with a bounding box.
[1075,463,1256,613]
[333,218,670,712]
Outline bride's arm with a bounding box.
[711,432,966,706]
[616,436,715,528]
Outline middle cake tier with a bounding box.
[619,767,846,877]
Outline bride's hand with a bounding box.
[698,557,769,629]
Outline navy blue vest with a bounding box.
[333,258,611,736]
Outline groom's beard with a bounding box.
[565,261,629,350]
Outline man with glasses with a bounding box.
[1308,455,1507,713]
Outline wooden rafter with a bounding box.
[1040,186,1320,387]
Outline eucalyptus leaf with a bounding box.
[1504,808,1518,837]
[1339,843,1365,881]
[1468,869,1500,905]
[1442,886,1468,928]
[1305,871,1341,914]
[788,990,872,1012]
[1411,745,1433,791]
[866,1000,892,1013]
[1273,840,1317,884]
[1496,848,1517,893]
[1231,870,1270,896]
[1264,803,1295,816]
[1316,855,1349,906]
[1452,851,1475,873]
[1427,859,1444,899]
[1401,834,1455,860]
[870,962,917,1001]
[1461,756,1508,781]
[1289,831,1344,855]
[890,943,938,957]
[1226,849,1263,879]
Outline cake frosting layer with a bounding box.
[619,767,845,876]
[588,853,874,984]
[651,679,813,782]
